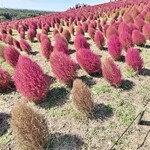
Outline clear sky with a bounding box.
[0,0,109,11]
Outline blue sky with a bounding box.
[0,0,109,11]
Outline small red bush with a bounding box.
[13,39,21,50]
[14,56,50,102]
[134,17,145,31]
[4,46,20,67]
[132,30,146,46]
[69,24,74,36]
[142,23,150,39]
[27,29,36,42]
[108,35,122,60]
[62,29,71,42]
[36,33,41,42]
[106,26,118,39]
[101,56,122,87]
[19,32,25,39]
[76,26,84,35]
[54,37,69,55]
[74,34,90,51]
[0,67,11,90]
[82,22,88,32]
[125,48,143,71]
[19,39,32,53]
[94,31,105,49]
[40,39,53,59]
[76,48,101,74]
[119,31,133,51]
[50,51,77,84]
[88,27,95,40]
[5,34,14,45]
[118,22,131,34]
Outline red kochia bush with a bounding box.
[108,35,122,60]
[125,48,143,71]
[106,26,118,39]
[132,30,146,46]
[76,48,101,74]
[4,46,20,67]
[40,39,53,59]
[119,31,133,51]
[62,29,71,42]
[118,22,131,34]
[74,34,90,51]
[82,22,88,32]
[14,56,50,102]
[0,67,11,90]
[142,23,150,39]
[94,31,105,49]
[54,37,69,55]
[50,52,77,84]
[19,39,32,53]
[13,39,21,50]
[88,27,95,40]
[101,56,122,87]
[27,29,36,42]
[36,33,41,42]
[134,17,145,31]
[5,34,13,45]
[76,26,84,35]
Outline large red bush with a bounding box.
[101,56,122,87]
[132,30,146,46]
[4,46,20,67]
[74,34,90,51]
[19,39,32,53]
[50,51,77,84]
[0,67,11,90]
[88,27,95,40]
[76,48,101,74]
[108,35,122,60]
[94,30,105,49]
[125,48,143,71]
[14,56,50,102]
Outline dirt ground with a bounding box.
[0,29,150,150]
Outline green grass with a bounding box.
[115,102,136,126]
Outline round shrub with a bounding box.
[119,31,133,51]
[0,67,11,90]
[76,48,101,74]
[14,56,50,102]
[142,23,150,39]
[108,35,122,60]
[19,39,32,53]
[132,30,146,46]
[4,46,20,67]
[27,29,36,42]
[125,48,143,71]
[94,30,105,49]
[40,39,53,59]
[50,51,77,84]
[54,37,69,55]
[62,29,71,42]
[101,56,122,87]
[74,34,90,51]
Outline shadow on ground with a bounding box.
[40,86,69,109]
[45,133,87,150]
[92,103,113,121]
[139,68,150,76]
[120,79,135,91]
[0,113,10,137]
[79,75,96,87]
